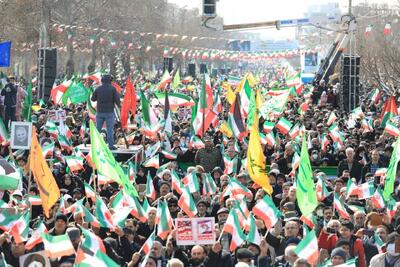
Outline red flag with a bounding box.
[120,78,137,129]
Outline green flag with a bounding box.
[172,68,181,89]
[64,81,88,104]
[296,135,318,216]
[383,135,400,201]
[89,121,137,196]
[22,83,32,122]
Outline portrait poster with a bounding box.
[175,217,215,246]
[19,250,51,267]
[11,122,32,150]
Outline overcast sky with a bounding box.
[168,0,395,39]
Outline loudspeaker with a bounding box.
[188,63,196,77]
[340,54,361,111]
[38,48,57,101]
[163,57,173,73]
[200,64,207,74]
[211,68,218,77]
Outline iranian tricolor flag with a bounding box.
[346,179,359,199]
[0,159,21,191]
[288,123,300,139]
[357,180,375,199]
[365,24,373,37]
[352,106,364,119]
[222,209,246,251]
[289,152,300,177]
[225,178,252,198]
[361,118,373,133]
[384,121,400,137]
[45,121,59,138]
[25,220,48,250]
[158,70,172,90]
[263,121,275,133]
[155,200,174,239]
[171,170,183,195]
[300,213,317,229]
[94,197,115,230]
[286,72,301,88]
[127,162,135,182]
[143,154,160,169]
[321,134,330,151]
[371,187,385,209]
[265,132,276,146]
[189,136,205,149]
[42,142,54,158]
[81,227,106,254]
[182,171,200,193]
[334,193,350,220]
[252,195,282,229]
[329,123,341,142]
[161,149,177,160]
[146,172,156,200]
[28,195,42,206]
[0,117,9,145]
[369,88,380,103]
[84,182,96,201]
[42,233,75,258]
[316,176,330,202]
[83,71,103,85]
[178,188,197,218]
[380,96,398,127]
[276,117,292,135]
[239,79,252,117]
[203,173,217,196]
[154,92,195,109]
[65,156,84,173]
[384,23,392,36]
[58,134,73,152]
[50,79,72,104]
[246,212,261,245]
[141,230,156,254]
[374,231,384,253]
[223,154,238,174]
[294,230,319,265]
[9,212,30,244]
[326,112,337,126]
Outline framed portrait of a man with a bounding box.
[11,122,32,150]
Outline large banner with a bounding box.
[301,52,319,73]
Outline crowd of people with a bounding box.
[0,65,399,267]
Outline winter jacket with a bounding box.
[1,83,17,107]
[370,253,400,267]
[91,83,120,113]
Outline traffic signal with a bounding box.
[203,0,216,18]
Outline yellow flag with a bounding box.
[219,122,233,138]
[246,73,257,87]
[30,128,60,218]
[222,82,236,105]
[246,105,272,195]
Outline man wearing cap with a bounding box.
[1,76,17,129]
[195,136,222,173]
[91,74,120,149]
[330,247,348,266]
[370,232,400,266]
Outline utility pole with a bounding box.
[348,0,352,15]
